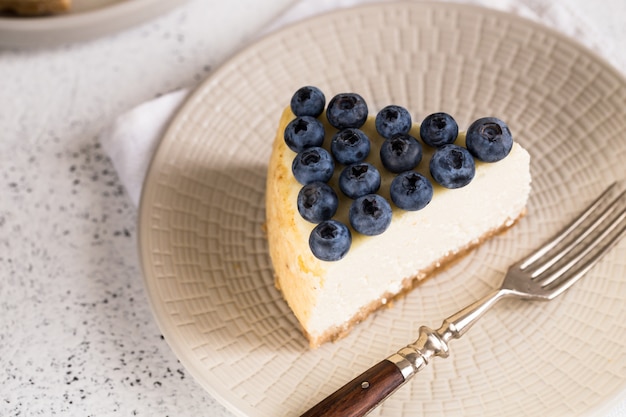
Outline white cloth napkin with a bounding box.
[100,88,190,206]
[100,0,613,207]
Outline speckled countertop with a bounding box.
[0,0,624,416]
[0,1,293,415]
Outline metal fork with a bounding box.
[301,182,626,417]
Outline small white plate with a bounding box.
[138,3,626,416]
[0,0,187,47]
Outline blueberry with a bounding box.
[284,116,325,153]
[465,117,513,162]
[379,133,423,173]
[338,163,381,199]
[326,93,368,129]
[419,112,458,148]
[292,147,335,185]
[390,171,433,211]
[297,182,339,223]
[349,194,392,236]
[375,105,412,139]
[309,220,352,261]
[290,86,326,118]
[429,144,475,188]
[330,128,371,165]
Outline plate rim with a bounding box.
[137,2,626,416]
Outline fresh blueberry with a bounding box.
[429,144,475,188]
[284,116,325,153]
[390,171,433,211]
[326,93,368,129]
[330,128,371,165]
[419,112,458,148]
[338,162,381,199]
[297,182,339,223]
[292,147,335,185]
[379,133,423,173]
[465,117,513,162]
[309,220,352,261]
[375,105,412,139]
[349,194,392,236]
[290,86,326,118]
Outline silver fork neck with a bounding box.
[388,288,512,380]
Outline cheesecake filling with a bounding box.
[305,142,530,340]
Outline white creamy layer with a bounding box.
[304,142,531,339]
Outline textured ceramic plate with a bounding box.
[138,3,626,416]
[0,0,187,47]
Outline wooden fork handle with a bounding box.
[299,323,462,416]
[300,359,406,417]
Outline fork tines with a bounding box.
[519,182,626,297]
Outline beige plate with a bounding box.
[138,3,626,416]
[0,0,187,47]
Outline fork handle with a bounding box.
[299,325,445,417]
[300,289,507,416]
[299,359,406,417]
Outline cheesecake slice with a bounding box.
[266,96,531,349]
[0,0,70,15]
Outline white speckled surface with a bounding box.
[0,0,624,416]
[0,1,293,415]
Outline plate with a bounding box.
[0,0,187,47]
[138,3,626,416]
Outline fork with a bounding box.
[301,182,626,417]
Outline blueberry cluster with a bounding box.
[285,86,513,261]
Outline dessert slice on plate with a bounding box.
[0,0,70,15]
[266,87,531,348]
